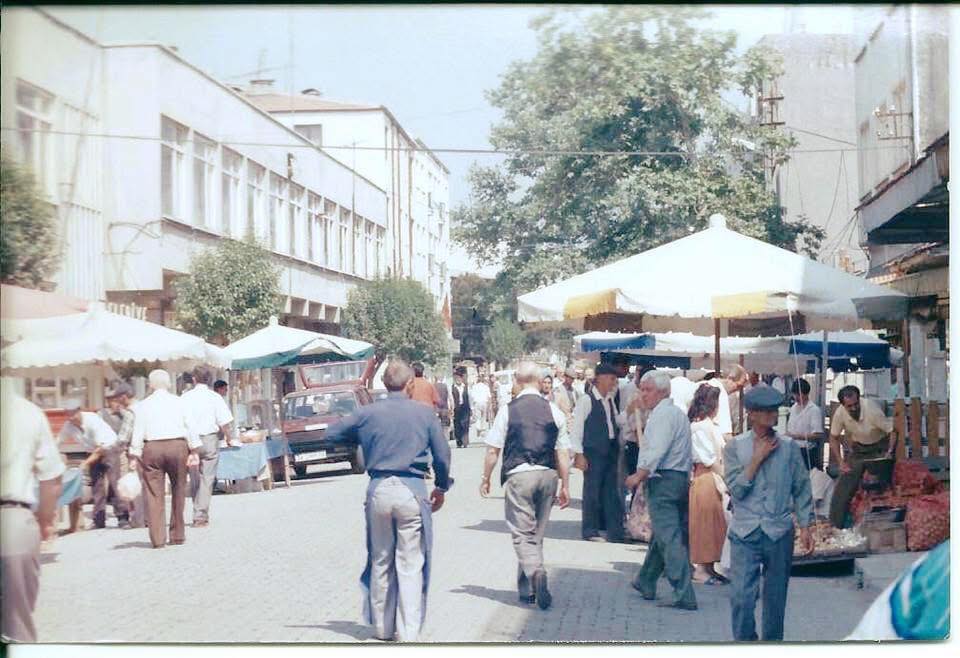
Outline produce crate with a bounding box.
[864,521,907,554]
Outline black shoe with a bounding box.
[656,600,698,611]
[532,570,552,610]
[631,580,656,600]
[519,594,536,604]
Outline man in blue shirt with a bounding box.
[325,360,452,642]
[724,385,815,641]
[625,369,697,610]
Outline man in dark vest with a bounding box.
[480,361,571,609]
[451,367,471,448]
[570,363,625,542]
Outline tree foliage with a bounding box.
[0,148,60,288]
[453,7,824,303]
[174,237,282,344]
[483,316,527,368]
[450,274,503,357]
[342,278,450,367]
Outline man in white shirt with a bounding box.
[785,379,825,471]
[470,375,492,439]
[181,367,235,527]
[481,362,571,609]
[570,364,626,542]
[129,369,200,548]
[59,399,119,529]
[671,365,748,440]
[1,379,65,642]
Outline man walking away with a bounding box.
[570,363,625,542]
[59,399,121,529]
[181,367,234,527]
[480,362,571,609]
[407,362,440,409]
[724,385,815,641]
[452,368,471,448]
[625,370,697,610]
[1,378,64,642]
[326,360,452,642]
[828,385,894,529]
[129,370,200,548]
[434,376,452,440]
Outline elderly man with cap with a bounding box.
[480,361,571,609]
[181,367,234,528]
[723,385,815,641]
[325,360,452,642]
[625,369,697,610]
[1,378,64,642]
[570,362,626,543]
[59,398,121,529]
[97,383,136,528]
[552,366,580,421]
[129,369,200,548]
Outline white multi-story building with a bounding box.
[245,87,452,319]
[1,8,427,335]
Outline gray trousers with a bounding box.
[729,527,795,641]
[1,507,41,642]
[189,433,220,523]
[582,448,624,541]
[504,469,558,594]
[368,477,425,641]
[633,471,697,607]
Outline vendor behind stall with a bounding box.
[827,385,895,529]
[785,380,825,471]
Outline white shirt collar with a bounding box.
[517,388,542,398]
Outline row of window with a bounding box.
[160,116,386,278]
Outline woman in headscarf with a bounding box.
[688,383,730,585]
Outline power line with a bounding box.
[0,126,911,158]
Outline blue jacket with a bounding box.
[325,391,453,491]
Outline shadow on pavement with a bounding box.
[285,621,374,640]
[448,584,530,609]
[111,541,155,550]
[462,519,584,541]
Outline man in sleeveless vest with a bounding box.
[570,363,626,542]
[480,362,571,609]
[723,385,815,640]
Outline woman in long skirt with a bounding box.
[688,383,729,585]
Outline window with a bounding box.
[293,124,323,147]
[376,227,385,278]
[268,173,286,252]
[289,184,304,257]
[354,215,364,276]
[161,116,189,219]
[308,193,323,265]
[192,133,216,228]
[246,161,266,239]
[222,148,243,235]
[340,208,352,273]
[15,81,54,195]
[365,221,375,279]
[324,200,338,268]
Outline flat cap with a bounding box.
[743,384,784,411]
[595,363,619,377]
[105,382,131,398]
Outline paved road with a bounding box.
[34,442,905,643]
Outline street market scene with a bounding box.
[0,3,953,648]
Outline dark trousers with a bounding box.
[729,528,794,641]
[90,447,128,527]
[799,443,823,471]
[142,439,189,548]
[633,471,696,607]
[624,442,639,474]
[454,410,470,447]
[582,447,624,541]
[828,438,889,528]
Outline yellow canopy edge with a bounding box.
[563,289,620,320]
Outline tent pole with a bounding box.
[902,318,911,398]
[714,318,721,373]
[821,330,829,410]
[738,354,745,432]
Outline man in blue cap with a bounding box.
[723,384,815,641]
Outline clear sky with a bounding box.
[46,4,855,276]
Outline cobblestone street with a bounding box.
[34,443,907,643]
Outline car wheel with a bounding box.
[350,447,365,475]
[293,465,307,478]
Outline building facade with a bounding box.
[851,4,949,401]
[2,8,442,337]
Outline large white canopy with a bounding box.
[222,317,374,370]
[518,215,908,323]
[0,305,230,371]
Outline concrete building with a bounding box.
[245,87,452,319]
[756,33,865,272]
[851,4,949,401]
[2,8,392,334]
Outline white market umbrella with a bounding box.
[223,316,374,370]
[518,215,908,323]
[0,304,230,372]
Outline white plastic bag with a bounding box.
[116,472,142,501]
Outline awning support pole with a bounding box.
[821,330,829,410]
[714,318,721,373]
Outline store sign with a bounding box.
[106,302,147,321]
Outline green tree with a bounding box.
[484,316,527,369]
[453,6,824,303]
[174,237,282,344]
[342,278,450,367]
[0,148,60,288]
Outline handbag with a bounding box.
[626,483,653,542]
